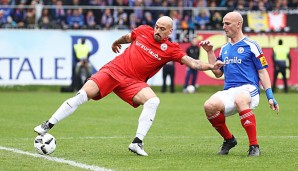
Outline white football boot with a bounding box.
[34,121,53,135]
[128,143,148,156]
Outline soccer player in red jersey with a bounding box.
[34,16,224,156]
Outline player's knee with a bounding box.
[67,89,88,106]
[204,99,214,111]
[145,97,160,109]
[204,99,221,117]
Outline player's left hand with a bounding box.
[213,61,225,70]
[269,99,279,114]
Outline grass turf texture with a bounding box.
[0,90,297,171]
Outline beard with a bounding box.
[154,34,162,42]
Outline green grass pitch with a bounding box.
[0,91,297,171]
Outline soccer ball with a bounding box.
[186,85,196,93]
[34,133,56,155]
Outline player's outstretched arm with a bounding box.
[258,69,280,113]
[111,33,133,53]
[181,56,224,71]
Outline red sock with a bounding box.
[239,109,258,146]
[208,112,233,140]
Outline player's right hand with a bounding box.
[112,43,122,53]
[199,40,213,52]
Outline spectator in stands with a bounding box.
[195,10,210,30]
[151,0,168,20]
[143,0,152,6]
[38,8,53,29]
[67,8,85,29]
[263,0,274,11]
[235,0,245,10]
[12,2,27,28]
[152,0,162,6]
[169,10,180,42]
[133,0,143,27]
[288,0,298,8]
[142,12,155,27]
[89,0,106,6]
[51,0,66,29]
[181,14,195,31]
[211,11,222,30]
[195,0,208,7]
[71,0,82,6]
[183,0,194,7]
[258,1,267,12]
[0,10,4,27]
[247,0,259,11]
[279,0,290,10]
[26,8,36,28]
[4,15,17,28]
[225,0,236,11]
[100,8,113,29]
[114,0,129,6]
[129,13,137,30]
[114,8,128,29]
[85,10,96,29]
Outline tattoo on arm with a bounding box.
[197,63,203,70]
[195,60,203,70]
[114,34,131,44]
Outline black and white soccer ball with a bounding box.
[34,133,56,155]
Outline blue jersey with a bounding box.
[218,37,268,93]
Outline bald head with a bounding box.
[156,16,173,28]
[224,11,243,25]
[153,16,173,42]
[222,11,244,42]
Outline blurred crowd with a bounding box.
[0,0,297,30]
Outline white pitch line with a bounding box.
[7,135,298,141]
[0,146,113,171]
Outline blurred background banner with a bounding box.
[0,30,129,86]
[0,30,297,87]
[247,12,269,32]
[177,32,298,87]
[0,3,297,87]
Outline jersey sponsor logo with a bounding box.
[160,43,168,51]
[260,56,268,66]
[237,47,244,54]
[224,57,242,64]
[135,40,161,60]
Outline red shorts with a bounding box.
[89,67,149,108]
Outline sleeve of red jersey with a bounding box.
[131,25,151,41]
[172,43,187,65]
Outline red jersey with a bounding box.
[103,25,186,82]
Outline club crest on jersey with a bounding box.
[161,43,167,51]
[237,47,244,54]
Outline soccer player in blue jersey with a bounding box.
[200,11,279,157]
